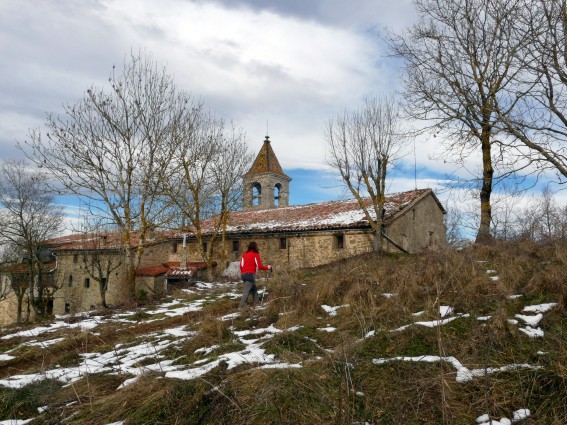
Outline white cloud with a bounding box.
[0,0,396,170]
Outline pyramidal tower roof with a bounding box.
[246,135,291,180]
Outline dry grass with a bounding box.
[1,240,566,424]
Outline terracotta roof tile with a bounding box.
[246,136,290,179]
[45,230,177,252]
[43,189,443,250]
[200,188,441,235]
[2,261,57,274]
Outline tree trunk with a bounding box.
[476,126,494,244]
[100,282,108,308]
[16,295,23,324]
[372,229,383,252]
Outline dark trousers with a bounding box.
[240,273,258,307]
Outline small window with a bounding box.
[274,184,282,207]
[336,235,344,249]
[64,303,70,313]
[101,277,107,289]
[252,183,262,206]
[280,238,287,249]
[73,254,78,264]
[232,240,240,252]
[412,208,416,221]
[68,275,73,287]
[172,243,178,254]
[202,242,208,253]
[84,278,90,288]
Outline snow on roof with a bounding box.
[43,189,441,251]
[202,188,438,235]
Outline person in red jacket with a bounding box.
[239,241,272,308]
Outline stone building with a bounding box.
[0,136,446,322]
[196,187,446,269]
[0,252,58,325]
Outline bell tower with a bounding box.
[242,135,291,211]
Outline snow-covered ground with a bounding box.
[0,273,559,424]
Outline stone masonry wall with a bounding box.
[181,230,375,272]
[52,252,128,315]
[385,195,446,253]
[242,173,290,210]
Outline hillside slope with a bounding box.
[0,241,566,424]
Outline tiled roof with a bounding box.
[1,261,57,274]
[45,230,177,252]
[200,188,441,235]
[246,136,290,179]
[42,189,443,250]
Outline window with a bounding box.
[412,208,416,221]
[84,278,90,288]
[252,183,262,206]
[202,242,208,253]
[65,303,70,313]
[68,275,73,287]
[73,254,78,264]
[274,184,282,206]
[232,240,240,252]
[172,243,178,254]
[336,235,344,249]
[101,277,107,290]
[279,237,287,249]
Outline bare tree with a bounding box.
[210,123,252,264]
[494,0,567,180]
[22,52,199,299]
[0,160,63,318]
[77,218,123,308]
[325,95,408,251]
[387,0,528,243]
[166,112,250,267]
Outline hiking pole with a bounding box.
[260,267,272,304]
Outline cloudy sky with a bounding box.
[0,0,563,217]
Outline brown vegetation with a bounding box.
[0,240,565,424]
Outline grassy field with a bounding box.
[0,240,566,424]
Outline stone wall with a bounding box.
[180,229,375,272]
[52,252,128,315]
[242,172,290,210]
[0,293,17,326]
[385,195,446,253]
[138,241,178,268]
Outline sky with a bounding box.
[0,0,565,223]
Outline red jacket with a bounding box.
[240,250,270,274]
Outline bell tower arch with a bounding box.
[243,135,291,211]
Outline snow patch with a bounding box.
[0,354,15,361]
[523,303,557,313]
[372,355,541,383]
[321,304,349,317]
